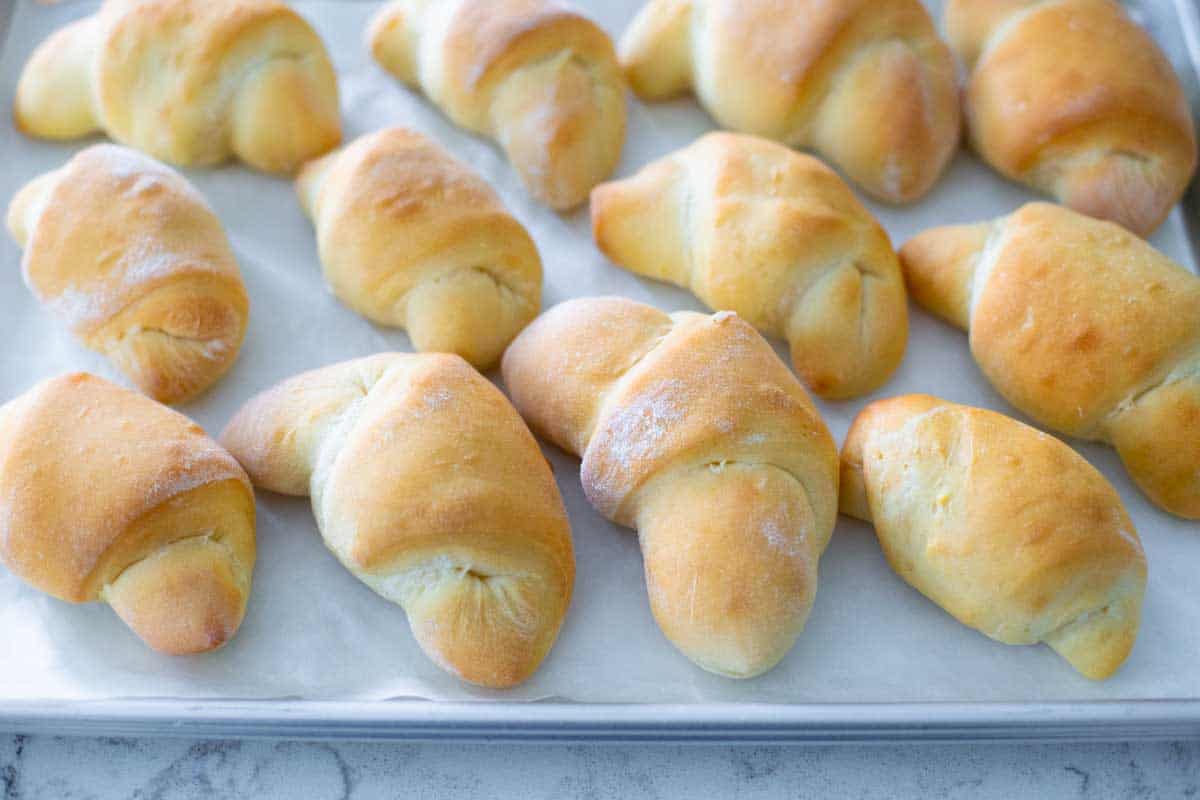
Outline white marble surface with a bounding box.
[2,735,1198,799]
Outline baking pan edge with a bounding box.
[0,0,1198,743]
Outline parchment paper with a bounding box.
[1,0,1198,705]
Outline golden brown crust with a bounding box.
[15,0,341,173]
[103,493,254,655]
[0,373,255,655]
[970,209,1200,438]
[1106,376,1200,519]
[840,394,1146,680]
[220,353,574,688]
[439,1,616,106]
[591,132,908,399]
[502,297,838,678]
[6,145,248,405]
[619,0,960,202]
[900,203,1200,519]
[296,128,542,370]
[942,0,1037,67]
[368,0,626,210]
[946,0,1197,236]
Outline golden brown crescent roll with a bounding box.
[7,145,249,405]
[0,373,256,655]
[14,0,341,173]
[618,0,960,203]
[592,133,908,399]
[840,394,1147,680]
[501,297,838,678]
[945,0,1197,236]
[296,128,542,370]
[220,353,574,688]
[900,202,1200,519]
[367,0,626,210]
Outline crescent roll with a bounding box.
[367,0,626,210]
[841,394,1147,680]
[14,0,341,173]
[7,145,249,405]
[592,133,908,399]
[618,0,961,203]
[901,202,1200,519]
[502,298,838,678]
[220,353,574,688]
[296,128,542,370]
[946,0,1197,236]
[0,373,256,655]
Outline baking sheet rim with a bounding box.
[0,0,1198,743]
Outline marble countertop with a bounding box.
[2,735,1197,799]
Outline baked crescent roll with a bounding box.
[296,128,542,370]
[618,0,960,203]
[367,0,626,210]
[14,0,341,173]
[946,0,1197,236]
[220,353,574,688]
[7,145,249,405]
[0,373,256,655]
[502,297,838,678]
[840,394,1147,680]
[900,202,1200,519]
[592,133,908,399]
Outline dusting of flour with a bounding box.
[32,149,225,332]
[585,379,686,516]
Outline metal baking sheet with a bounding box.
[0,0,1198,742]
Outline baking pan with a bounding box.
[0,0,1198,742]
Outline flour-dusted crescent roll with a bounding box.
[592,133,907,399]
[946,0,1197,236]
[502,298,838,678]
[0,373,256,655]
[220,353,574,688]
[296,128,542,370]
[618,0,960,203]
[900,202,1200,519]
[367,0,626,210]
[14,0,341,173]
[7,145,249,405]
[840,394,1147,680]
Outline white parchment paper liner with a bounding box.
[0,0,1197,705]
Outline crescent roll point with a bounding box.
[591,132,908,400]
[14,0,341,173]
[296,128,543,370]
[0,373,256,655]
[7,145,249,405]
[501,297,839,679]
[618,0,961,203]
[840,394,1147,680]
[901,202,1200,519]
[946,0,1198,236]
[220,353,574,689]
[367,0,627,210]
